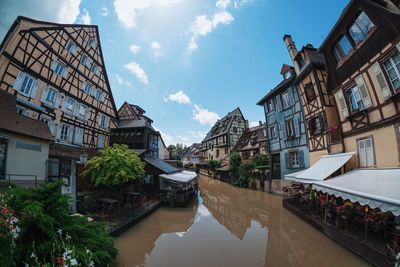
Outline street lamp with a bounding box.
[80,152,88,164]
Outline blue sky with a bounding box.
[0,0,348,145]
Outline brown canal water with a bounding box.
[115,175,371,267]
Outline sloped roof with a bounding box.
[0,91,52,141]
[234,124,267,152]
[202,107,244,142]
[143,157,178,174]
[256,74,296,105]
[280,64,293,74]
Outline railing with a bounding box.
[327,125,341,144]
[3,174,41,188]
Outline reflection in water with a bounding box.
[115,175,370,267]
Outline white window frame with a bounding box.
[357,137,375,167]
[281,91,290,109]
[383,51,400,92]
[54,61,66,77]
[88,38,96,48]
[45,87,58,105]
[100,114,108,128]
[66,40,77,55]
[78,104,88,120]
[90,63,98,74]
[64,97,76,114]
[98,134,105,148]
[17,73,36,97]
[60,124,71,142]
[83,82,93,95]
[270,126,277,139]
[80,53,89,66]
[16,105,26,116]
[286,119,295,138]
[289,151,300,168]
[346,85,364,112]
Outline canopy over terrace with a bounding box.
[284,152,355,184]
[313,168,400,216]
[160,171,198,183]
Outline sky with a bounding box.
[0,0,349,146]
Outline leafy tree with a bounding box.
[251,154,269,168]
[229,152,241,183]
[82,144,145,187]
[3,182,117,266]
[207,160,220,176]
[234,162,256,188]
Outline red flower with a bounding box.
[56,256,63,266]
[1,208,10,214]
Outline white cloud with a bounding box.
[150,41,163,58]
[77,9,91,25]
[192,105,220,126]
[124,62,148,85]
[249,121,259,127]
[187,11,234,53]
[234,0,249,8]
[164,91,191,105]
[113,0,182,29]
[189,131,207,140]
[114,74,132,87]
[157,130,191,146]
[101,6,109,16]
[216,0,231,10]
[129,45,141,55]
[57,0,82,23]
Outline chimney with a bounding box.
[259,121,262,126]
[283,34,300,74]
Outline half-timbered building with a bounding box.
[257,65,309,179]
[232,122,268,163]
[0,16,118,210]
[319,0,400,169]
[110,102,159,158]
[201,107,247,162]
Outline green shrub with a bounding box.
[229,152,241,183]
[233,162,256,188]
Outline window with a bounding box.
[268,100,274,112]
[60,124,71,142]
[90,63,98,74]
[233,127,237,133]
[309,116,322,135]
[216,149,219,158]
[14,72,37,97]
[98,134,105,148]
[64,97,75,114]
[100,114,108,128]
[358,137,374,167]
[304,83,316,102]
[45,88,57,104]
[348,11,375,45]
[65,40,77,55]
[78,104,88,120]
[88,38,95,48]
[346,85,364,112]
[333,35,352,62]
[16,106,26,115]
[383,51,400,91]
[281,91,293,109]
[270,126,277,139]
[54,61,66,77]
[297,57,305,69]
[289,151,299,168]
[83,82,92,95]
[225,147,229,154]
[95,90,102,101]
[285,119,295,138]
[74,127,84,146]
[80,53,88,65]
[284,71,291,79]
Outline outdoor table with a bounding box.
[98,198,119,213]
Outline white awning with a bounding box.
[160,171,198,183]
[313,168,400,216]
[284,152,354,183]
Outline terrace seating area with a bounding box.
[283,183,400,267]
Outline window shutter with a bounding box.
[68,126,73,143]
[13,72,24,90]
[293,116,300,137]
[280,121,287,140]
[275,96,282,111]
[371,63,391,100]
[51,60,57,71]
[397,42,400,53]
[365,138,374,167]
[105,116,110,128]
[30,79,39,98]
[288,91,294,106]
[48,121,55,136]
[41,87,49,103]
[355,75,372,108]
[56,124,62,141]
[284,152,289,168]
[336,90,349,118]
[74,127,83,145]
[268,127,272,139]
[62,67,69,79]
[298,150,305,168]
[358,139,367,167]
[55,92,61,108]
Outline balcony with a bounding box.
[327,125,341,144]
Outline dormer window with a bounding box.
[88,38,96,48]
[283,71,291,79]
[333,35,352,62]
[348,11,375,45]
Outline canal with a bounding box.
[115,175,371,267]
